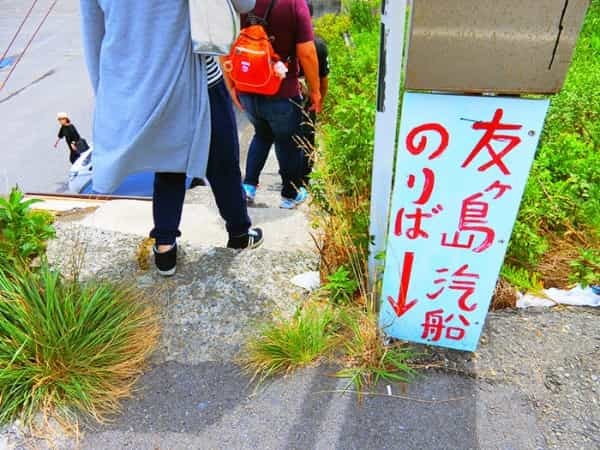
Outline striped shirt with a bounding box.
[204,56,223,87]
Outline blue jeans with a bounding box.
[241,94,303,200]
[150,80,251,245]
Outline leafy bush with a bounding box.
[0,188,55,263]
[569,248,600,287]
[343,0,381,32]
[0,261,159,426]
[311,27,379,256]
[313,3,600,290]
[314,13,351,43]
[507,1,600,284]
[324,265,359,304]
[500,264,544,295]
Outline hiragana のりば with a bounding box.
[394,167,443,240]
[407,168,436,205]
[462,108,523,175]
[406,122,450,160]
[394,204,444,240]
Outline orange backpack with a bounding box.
[223,0,287,96]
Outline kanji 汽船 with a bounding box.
[426,264,480,311]
[421,309,471,342]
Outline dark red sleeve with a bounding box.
[294,0,314,44]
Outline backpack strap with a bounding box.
[247,0,277,26]
[263,0,277,23]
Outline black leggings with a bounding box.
[150,80,252,245]
[69,150,79,164]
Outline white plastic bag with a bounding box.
[189,0,240,55]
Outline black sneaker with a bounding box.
[153,243,177,276]
[227,228,264,250]
[190,177,207,188]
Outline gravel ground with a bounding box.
[421,307,600,449]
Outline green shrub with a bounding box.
[569,248,600,287]
[324,265,359,304]
[0,261,159,425]
[508,2,600,284]
[500,264,544,295]
[314,13,351,43]
[311,28,379,256]
[0,188,55,263]
[343,0,381,32]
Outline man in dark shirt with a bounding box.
[224,0,321,209]
[54,112,81,164]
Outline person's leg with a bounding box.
[69,150,78,164]
[206,81,252,237]
[240,95,274,188]
[150,172,186,246]
[261,97,303,200]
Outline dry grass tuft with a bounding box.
[490,278,518,311]
[536,236,582,289]
[136,237,155,271]
[337,308,415,395]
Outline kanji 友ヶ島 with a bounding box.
[442,180,512,253]
[462,108,523,175]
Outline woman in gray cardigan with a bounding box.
[80,0,262,276]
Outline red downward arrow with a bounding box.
[387,251,418,317]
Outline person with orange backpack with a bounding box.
[223,0,322,209]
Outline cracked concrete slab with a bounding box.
[75,199,314,253]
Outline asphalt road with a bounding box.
[0,0,339,195]
[0,0,94,194]
[0,0,250,195]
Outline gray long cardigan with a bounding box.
[80,0,255,193]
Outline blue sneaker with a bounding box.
[280,198,296,209]
[295,187,308,205]
[243,184,257,203]
[280,187,309,209]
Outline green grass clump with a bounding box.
[241,303,340,382]
[242,302,416,391]
[0,261,159,426]
[337,309,415,394]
